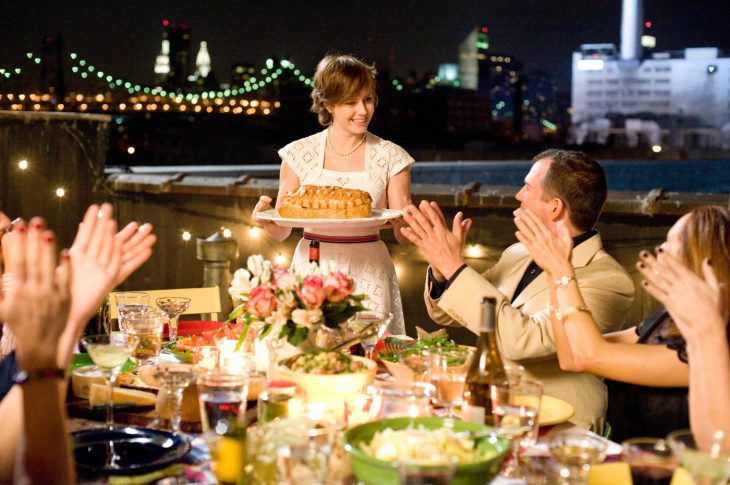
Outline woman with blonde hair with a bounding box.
[253,54,413,334]
[513,205,730,441]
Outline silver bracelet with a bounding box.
[550,305,592,321]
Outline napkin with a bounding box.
[415,326,447,340]
[107,463,184,485]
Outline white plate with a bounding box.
[256,208,404,229]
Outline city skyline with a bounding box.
[2,1,729,92]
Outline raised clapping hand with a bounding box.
[637,249,727,340]
[400,200,472,280]
[513,208,574,277]
[0,219,71,370]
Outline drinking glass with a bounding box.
[397,348,431,383]
[115,291,149,332]
[490,377,543,478]
[81,333,139,428]
[548,430,608,484]
[667,429,730,485]
[276,409,335,485]
[156,296,191,342]
[123,308,166,364]
[397,460,456,485]
[622,437,676,485]
[429,348,473,417]
[154,367,198,433]
[348,310,394,360]
[198,370,249,435]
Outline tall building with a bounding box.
[195,41,211,79]
[165,22,191,90]
[154,31,170,85]
[571,0,730,132]
[458,26,489,90]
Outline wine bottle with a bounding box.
[309,239,320,263]
[463,296,506,425]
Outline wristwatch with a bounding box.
[553,275,576,287]
[13,368,66,385]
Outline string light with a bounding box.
[181,231,192,241]
[248,227,261,238]
[466,244,483,258]
[17,159,28,170]
[222,228,232,238]
[274,252,288,266]
[55,187,66,198]
[127,147,135,155]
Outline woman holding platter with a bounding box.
[252,54,413,334]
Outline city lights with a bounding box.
[652,145,662,153]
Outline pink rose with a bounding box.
[273,268,296,291]
[324,271,353,302]
[246,285,276,317]
[297,275,326,309]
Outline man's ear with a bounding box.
[549,197,565,221]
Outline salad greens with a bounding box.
[379,335,469,366]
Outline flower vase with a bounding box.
[254,333,301,376]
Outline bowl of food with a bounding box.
[277,351,377,420]
[344,416,510,485]
[380,336,474,383]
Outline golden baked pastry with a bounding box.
[278,185,372,219]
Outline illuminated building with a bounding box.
[571,0,730,143]
[165,22,191,90]
[195,41,211,79]
[154,23,170,84]
[458,26,488,90]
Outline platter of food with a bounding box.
[256,208,404,229]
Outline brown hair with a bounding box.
[534,149,607,232]
[681,206,730,296]
[310,54,377,126]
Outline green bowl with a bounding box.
[343,417,509,485]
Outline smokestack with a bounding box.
[620,0,643,60]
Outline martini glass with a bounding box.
[154,366,198,433]
[156,297,191,342]
[81,333,139,428]
[349,311,394,360]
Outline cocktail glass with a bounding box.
[81,333,139,429]
[548,430,608,484]
[156,296,191,342]
[397,348,431,383]
[429,348,473,417]
[622,437,676,485]
[154,367,198,433]
[115,291,149,332]
[348,311,394,360]
[667,429,730,485]
[491,378,543,478]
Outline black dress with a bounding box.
[606,309,690,442]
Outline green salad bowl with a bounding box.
[343,417,509,485]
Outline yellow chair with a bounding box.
[109,286,222,322]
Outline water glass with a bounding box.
[667,429,730,485]
[364,381,435,419]
[276,414,334,485]
[548,430,608,484]
[197,371,249,436]
[622,437,676,485]
[397,460,455,485]
[429,349,472,417]
[115,291,149,330]
[123,308,166,364]
[490,377,543,478]
[154,366,198,433]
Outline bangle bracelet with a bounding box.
[553,275,576,287]
[551,305,591,321]
[13,368,66,385]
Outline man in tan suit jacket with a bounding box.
[400,149,635,431]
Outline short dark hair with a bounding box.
[534,149,607,232]
[310,54,378,126]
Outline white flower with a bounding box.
[228,268,253,299]
[247,254,273,284]
[265,308,290,331]
[291,308,323,329]
[275,270,297,291]
[277,290,298,313]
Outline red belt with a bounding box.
[303,232,380,244]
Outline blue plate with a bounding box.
[72,426,191,475]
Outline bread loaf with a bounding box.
[278,185,372,219]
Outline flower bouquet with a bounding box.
[228,255,369,352]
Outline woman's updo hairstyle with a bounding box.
[310,54,377,126]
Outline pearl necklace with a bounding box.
[326,128,366,157]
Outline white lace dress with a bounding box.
[278,129,414,335]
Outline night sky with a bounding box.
[2,0,729,92]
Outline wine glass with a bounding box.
[667,429,730,485]
[154,366,198,433]
[429,348,473,417]
[547,430,608,484]
[81,334,139,428]
[397,348,431,383]
[156,296,191,342]
[348,311,394,360]
[491,378,543,478]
